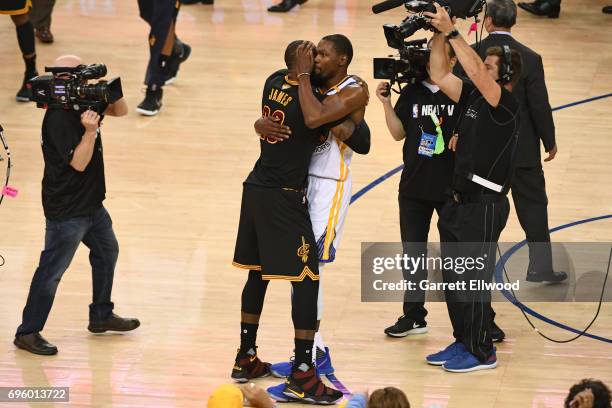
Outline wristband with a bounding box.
[297,72,311,79]
[446,29,460,39]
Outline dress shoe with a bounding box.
[268,0,307,12]
[526,270,568,283]
[14,333,58,355]
[35,26,54,43]
[603,5,612,13]
[88,313,140,333]
[518,1,560,18]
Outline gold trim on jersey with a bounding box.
[321,141,348,260]
[232,261,262,271]
[322,75,353,95]
[0,0,32,15]
[261,266,319,281]
[284,75,299,86]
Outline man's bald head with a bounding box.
[52,55,82,68]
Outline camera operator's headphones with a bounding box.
[498,45,514,85]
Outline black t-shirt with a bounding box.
[453,81,520,194]
[394,81,458,202]
[245,69,322,190]
[41,108,106,220]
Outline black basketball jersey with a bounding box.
[245,69,323,190]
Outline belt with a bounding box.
[451,190,505,204]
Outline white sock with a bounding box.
[315,331,326,351]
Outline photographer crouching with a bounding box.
[422,4,522,372]
[14,55,139,356]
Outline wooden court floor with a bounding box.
[0,1,611,407]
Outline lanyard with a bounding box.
[428,113,445,155]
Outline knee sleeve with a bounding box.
[241,270,269,315]
[291,278,319,330]
[15,21,35,56]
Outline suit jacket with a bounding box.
[454,33,556,167]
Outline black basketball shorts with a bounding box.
[0,0,31,15]
[232,184,319,281]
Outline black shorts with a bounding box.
[0,0,31,14]
[233,184,319,281]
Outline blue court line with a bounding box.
[349,92,612,343]
[494,215,612,344]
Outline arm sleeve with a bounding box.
[525,54,556,150]
[343,120,371,154]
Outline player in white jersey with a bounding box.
[255,37,369,402]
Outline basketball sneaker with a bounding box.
[281,363,343,405]
[425,341,466,366]
[271,346,335,378]
[164,39,191,85]
[136,86,162,116]
[442,348,498,373]
[16,72,37,102]
[230,347,271,383]
[267,382,297,402]
[384,315,428,337]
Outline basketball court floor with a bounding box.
[0,1,610,406]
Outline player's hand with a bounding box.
[423,3,455,35]
[296,41,316,77]
[81,109,100,134]
[376,81,392,105]
[569,389,594,408]
[241,383,275,408]
[254,116,291,142]
[544,144,557,162]
[448,134,458,151]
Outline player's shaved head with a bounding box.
[52,55,82,68]
[284,40,304,70]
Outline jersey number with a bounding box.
[261,105,286,145]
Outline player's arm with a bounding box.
[254,116,292,142]
[427,31,463,103]
[425,4,501,107]
[342,120,371,154]
[295,43,368,129]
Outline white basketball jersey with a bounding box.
[308,76,358,181]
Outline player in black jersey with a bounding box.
[231,40,350,405]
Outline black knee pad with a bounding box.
[241,270,269,315]
[291,278,319,330]
[15,21,35,56]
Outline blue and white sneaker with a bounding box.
[315,347,335,376]
[271,347,335,378]
[442,349,498,373]
[426,342,467,366]
[267,382,297,403]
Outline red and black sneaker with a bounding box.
[231,348,271,383]
[282,364,343,405]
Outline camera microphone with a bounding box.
[372,0,405,14]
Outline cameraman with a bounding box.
[422,5,522,372]
[14,55,139,356]
[376,40,459,338]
